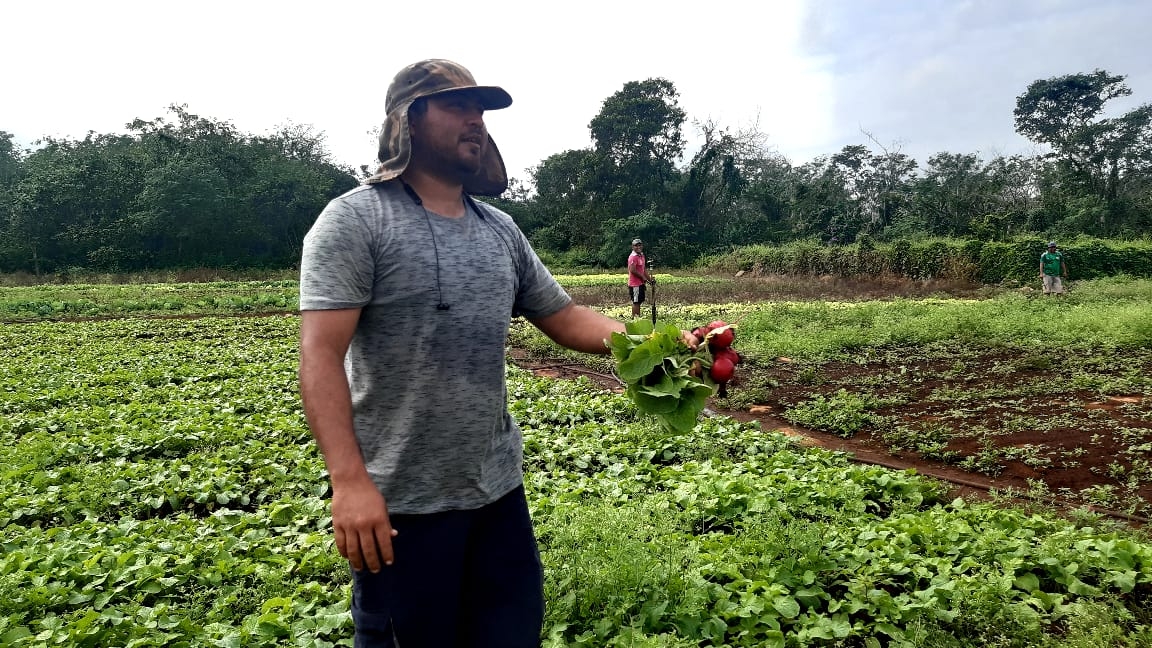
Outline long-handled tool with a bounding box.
[649,278,657,327]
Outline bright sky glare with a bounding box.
[3,0,1150,181]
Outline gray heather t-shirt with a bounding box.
[300,181,571,514]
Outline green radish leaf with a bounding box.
[617,345,663,382]
[658,383,712,433]
[771,595,801,618]
[607,332,635,360]
[635,371,678,396]
[1,628,33,645]
[625,319,654,335]
[1013,572,1040,592]
[629,387,680,415]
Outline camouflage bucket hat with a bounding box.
[366,59,513,196]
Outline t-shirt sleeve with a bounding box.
[508,225,570,320]
[299,198,375,311]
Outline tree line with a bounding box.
[0,107,358,273]
[496,69,1152,268]
[1,69,1149,275]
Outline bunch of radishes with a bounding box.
[691,320,741,397]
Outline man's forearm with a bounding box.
[300,349,371,485]
[532,304,625,354]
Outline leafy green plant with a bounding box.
[4,288,1152,647]
[959,436,1007,476]
[784,389,884,438]
[880,422,958,462]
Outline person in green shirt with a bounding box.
[1039,241,1068,295]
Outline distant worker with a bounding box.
[627,238,656,318]
[1039,241,1068,295]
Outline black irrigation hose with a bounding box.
[522,360,625,387]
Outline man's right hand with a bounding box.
[330,477,397,572]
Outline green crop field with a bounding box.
[2,279,1152,647]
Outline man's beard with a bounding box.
[417,140,483,181]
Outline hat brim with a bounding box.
[425,85,512,111]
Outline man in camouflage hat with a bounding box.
[298,59,695,647]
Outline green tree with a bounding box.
[131,157,234,266]
[8,133,150,272]
[0,133,23,266]
[790,155,852,240]
[0,131,19,189]
[246,123,358,264]
[677,119,798,248]
[126,105,355,267]
[527,148,604,252]
[595,208,694,268]
[1014,69,1152,233]
[984,155,1043,225]
[486,177,536,234]
[0,105,355,273]
[862,146,917,233]
[680,120,755,242]
[912,153,994,236]
[587,78,686,218]
[735,154,795,245]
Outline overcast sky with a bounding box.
[4,0,1150,182]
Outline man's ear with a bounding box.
[407,120,418,143]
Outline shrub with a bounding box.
[699,237,1152,285]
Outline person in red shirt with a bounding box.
[627,238,656,318]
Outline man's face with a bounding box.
[632,243,642,252]
[408,93,488,178]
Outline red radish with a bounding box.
[710,356,735,382]
[708,326,735,350]
[707,320,728,330]
[715,347,740,366]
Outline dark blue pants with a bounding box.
[350,485,544,648]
